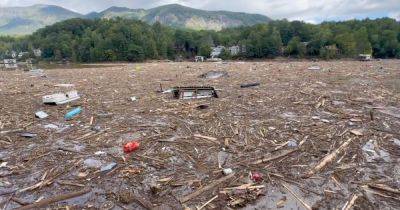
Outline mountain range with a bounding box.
[0,4,271,35]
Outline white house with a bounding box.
[195,56,204,62]
[11,51,17,59]
[229,46,240,56]
[211,46,225,58]
[33,49,42,57]
[359,54,372,61]
[3,59,18,69]
[18,52,29,59]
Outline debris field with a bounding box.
[0,60,399,209]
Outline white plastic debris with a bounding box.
[95,151,106,155]
[392,138,400,147]
[44,124,59,130]
[54,84,75,88]
[321,119,330,123]
[288,140,298,147]
[83,158,102,168]
[218,151,229,168]
[223,168,233,175]
[29,69,45,76]
[20,132,37,138]
[362,140,390,162]
[101,162,117,173]
[308,66,321,71]
[130,96,137,101]
[35,111,48,119]
[162,89,173,94]
[42,90,80,105]
[0,162,7,168]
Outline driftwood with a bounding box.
[342,194,359,210]
[180,173,235,203]
[193,134,220,144]
[197,195,218,210]
[15,188,91,210]
[220,184,265,194]
[132,193,154,210]
[368,184,400,195]
[281,182,312,210]
[302,138,354,178]
[252,149,298,165]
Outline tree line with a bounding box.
[0,17,399,62]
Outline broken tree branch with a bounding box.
[15,188,91,210]
[368,184,400,195]
[302,138,354,178]
[180,173,235,203]
[194,134,220,144]
[281,182,312,210]
[197,195,218,210]
[342,194,359,210]
[252,149,298,165]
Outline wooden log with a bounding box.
[302,138,354,178]
[281,182,312,210]
[342,194,359,210]
[252,149,298,165]
[368,184,400,195]
[193,134,219,144]
[15,188,91,210]
[180,173,235,203]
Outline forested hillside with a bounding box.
[1,17,399,62]
[0,4,82,35]
[86,4,271,31]
[0,4,270,35]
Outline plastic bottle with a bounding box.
[65,107,82,120]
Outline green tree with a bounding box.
[219,48,232,60]
[286,36,306,57]
[354,27,372,54]
[198,44,211,57]
[127,44,145,61]
[335,33,356,57]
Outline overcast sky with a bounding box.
[0,0,399,23]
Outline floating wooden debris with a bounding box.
[172,86,218,99]
[42,90,80,105]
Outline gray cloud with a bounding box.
[0,0,398,22]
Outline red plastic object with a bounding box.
[251,172,263,182]
[123,141,140,153]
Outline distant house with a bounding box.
[359,54,372,61]
[211,46,225,58]
[11,51,17,59]
[33,49,42,57]
[301,42,310,46]
[3,59,18,70]
[18,52,29,59]
[229,46,240,56]
[195,56,204,62]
